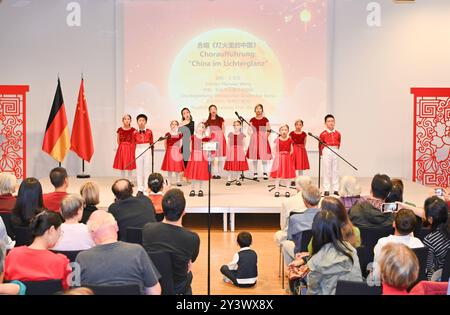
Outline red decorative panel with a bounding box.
[0,85,29,180]
[411,88,450,188]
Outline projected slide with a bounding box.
[123,0,327,150]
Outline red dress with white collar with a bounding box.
[290,131,310,171]
[270,137,296,179]
[224,133,249,171]
[161,132,185,172]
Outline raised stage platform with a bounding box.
[39,177,432,232]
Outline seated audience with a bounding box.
[275,175,312,246]
[373,209,424,265]
[76,211,161,295]
[147,173,165,222]
[422,197,450,280]
[51,194,95,251]
[220,231,258,288]
[0,242,26,295]
[43,167,69,213]
[339,176,362,212]
[4,211,71,290]
[281,185,321,264]
[0,173,17,213]
[11,177,44,227]
[306,210,362,295]
[409,281,449,295]
[379,243,419,295]
[143,188,200,295]
[108,179,156,241]
[349,174,394,228]
[385,178,404,203]
[80,181,100,224]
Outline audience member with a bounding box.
[51,194,95,251]
[339,176,362,212]
[143,189,200,295]
[4,211,71,289]
[422,197,450,280]
[306,210,362,295]
[80,182,100,224]
[108,179,156,241]
[147,173,165,222]
[220,231,258,288]
[379,243,419,295]
[11,177,44,227]
[0,173,17,213]
[76,210,161,295]
[43,167,69,213]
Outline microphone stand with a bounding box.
[307,132,358,189]
[124,136,167,171]
[232,112,260,183]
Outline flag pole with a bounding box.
[76,73,90,179]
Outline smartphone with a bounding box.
[435,188,445,197]
[381,202,399,213]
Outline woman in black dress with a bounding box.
[179,107,195,168]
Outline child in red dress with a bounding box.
[270,125,296,198]
[290,119,310,177]
[205,104,226,179]
[185,122,212,197]
[246,104,272,180]
[224,120,249,186]
[133,114,154,195]
[113,114,136,180]
[161,120,184,187]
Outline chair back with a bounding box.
[84,284,141,295]
[148,251,175,295]
[22,280,63,295]
[0,212,14,238]
[335,280,382,295]
[412,246,429,282]
[51,250,83,263]
[441,250,450,282]
[292,230,313,254]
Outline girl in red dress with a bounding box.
[161,120,184,187]
[290,119,310,176]
[185,122,212,197]
[224,120,249,186]
[246,104,272,180]
[270,125,296,198]
[113,114,136,179]
[205,104,226,179]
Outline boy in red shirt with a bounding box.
[319,115,341,196]
[43,167,69,213]
[134,114,154,195]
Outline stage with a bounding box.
[39,176,433,232]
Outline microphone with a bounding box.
[235,111,244,121]
[158,135,170,141]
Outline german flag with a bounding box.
[42,78,70,162]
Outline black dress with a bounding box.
[179,120,195,167]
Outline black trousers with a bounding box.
[220,265,256,288]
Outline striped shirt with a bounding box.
[423,230,450,280]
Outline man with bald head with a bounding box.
[75,210,161,295]
[108,178,156,241]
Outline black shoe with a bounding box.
[226,181,231,186]
[212,175,217,179]
[136,191,144,197]
[198,190,204,197]
[253,173,258,180]
[291,181,296,187]
[274,192,280,198]
[324,191,330,197]
[216,175,221,179]
[189,190,195,197]
[263,173,269,180]
[285,192,290,198]
[176,183,182,187]
[333,191,340,196]
[236,181,242,186]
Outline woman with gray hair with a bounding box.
[339,176,362,212]
[51,194,95,251]
[0,172,17,213]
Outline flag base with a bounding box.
[77,174,91,179]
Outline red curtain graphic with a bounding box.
[0,85,29,180]
[411,88,450,188]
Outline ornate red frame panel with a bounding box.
[411,88,450,188]
[0,85,29,180]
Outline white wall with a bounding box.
[1,0,449,180]
[331,0,450,179]
[0,0,117,179]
